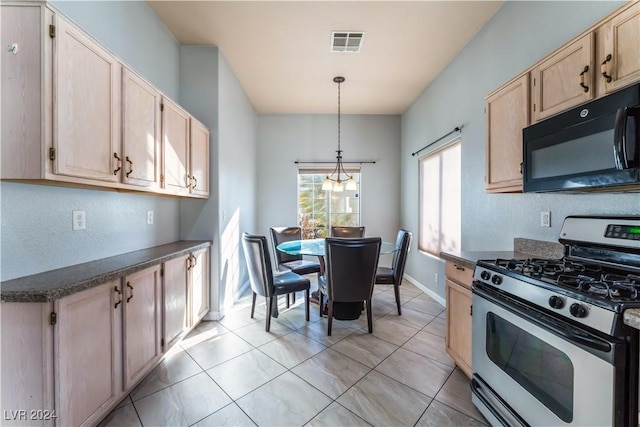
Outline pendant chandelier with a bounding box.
[322,76,357,192]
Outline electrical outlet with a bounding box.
[147,210,154,225]
[434,273,439,283]
[72,210,86,230]
[540,211,551,227]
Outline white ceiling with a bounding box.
[147,1,504,114]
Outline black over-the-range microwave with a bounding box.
[523,83,640,192]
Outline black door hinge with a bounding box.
[49,25,56,38]
[49,147,56,161]
[50,312,57,325]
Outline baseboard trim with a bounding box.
[405,274,446,308]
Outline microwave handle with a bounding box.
[614,105,640,169]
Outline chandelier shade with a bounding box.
[322,76,357,192]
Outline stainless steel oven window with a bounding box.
[485,312,574,422]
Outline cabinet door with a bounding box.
[445,279,472,379]
[162,98,190,195]
[1,5,43,180]
[163,255,188,350]
[190,248,210,326]
[123,265,162,389]
[122,68,161,189]
[190,119,210,197]
[597,2,640,96]
[485,74,529,193]
[52,14,120,182]
[531,32,594,122]
[55,281,122,427]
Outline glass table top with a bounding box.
[277,238,397,257]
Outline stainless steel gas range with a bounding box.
[471,215,640,427]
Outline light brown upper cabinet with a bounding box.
[161,98,191,196]
[485,74,529,193]
[52,14,121,183]
[122,68,161,190]
[190,119,210,198]
[596,2,640,97]
[1,3,209,199]
[531,33,595,122]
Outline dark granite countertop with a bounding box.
[1,240,212,303]
[439,251,531,270]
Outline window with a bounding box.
[298,168,361,239]
[419,139,461,255]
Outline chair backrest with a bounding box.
[325,237,381,302]
[392,229,412,285]
[241,232,274,297]
[330,226,365,238]
[270,227,302,264]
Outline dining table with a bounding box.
[276,238,398,320]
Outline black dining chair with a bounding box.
[375,229,412,315]
[319,237,381,335]
[330,226,365,238]
[241,232,310,331]
[270,226,322,307]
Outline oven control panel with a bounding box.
[605,224,640,241]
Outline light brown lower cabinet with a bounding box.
[0,254,210,426]
[445,261,474,379]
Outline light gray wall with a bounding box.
[1,1,182,281]
[401,1,638,298]
[179,47,258,317]
[256,114,401,258]
[217,54,258,310]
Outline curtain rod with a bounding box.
[411,125,463,157]
[294,160,376,164]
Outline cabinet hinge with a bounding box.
[161,338,165,347]
[160,267,164,277]
[470,305,473,316]
[160,103,164,112]
[49,25,56,38]
[533,103,536,112]
[160,174,164,183]
[49,147,56,161]
[533,77,536,86]
[50,312,57,325]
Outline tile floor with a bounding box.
[99,280,488,427]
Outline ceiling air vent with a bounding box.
[331,31,365,53]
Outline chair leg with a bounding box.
[327,300,334,336]
[292,292,296,304]
[394,283,402,315]
[250,292,257,318]
[286,293,290,308]
[318,291,324,318]
[305,289,310,321]
[366,299,373,333]
[266,297,272,332]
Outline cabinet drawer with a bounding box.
[445,261,474,288]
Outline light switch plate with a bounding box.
[72,210,86,230]
[540,211,551,227]
[147,210,154,225]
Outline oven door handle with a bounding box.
[475,285,612,354]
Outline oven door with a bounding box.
[472,284,621,426]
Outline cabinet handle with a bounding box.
[187,255,192,270]
[454,264,465,271]
[601,54,612,83]
[578,65,589,93]
[125,156,133,177]
[192,176,198,190]
[114,286,122,309]
[126,282,134,303]
[192,254,198,268]
[113,153,122,175]
[470,305,473,316]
